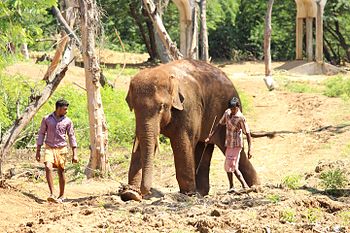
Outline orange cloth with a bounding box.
[44,145,69,169]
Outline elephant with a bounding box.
[124,59,259,199]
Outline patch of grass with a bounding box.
[284,81,322,94]
[338,211,350,226]
[320,168,348,191]
[66,160,86,183]
[306,208,322,224]
[323,76,350,100]
[266,194,281,204]
[341,143,350,158]
[102,66,140,80]
[239,90,253,114]
[279,208,297,223]
[282,174,303,190]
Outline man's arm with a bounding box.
[36,117,47,162]
[205,113,226,143]
[241,117,252,159]
[67,121,78,163]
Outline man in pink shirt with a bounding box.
[206,97,252,193]
[36,99,78,203]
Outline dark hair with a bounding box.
[56,99,69,109]
[228,97,240,108]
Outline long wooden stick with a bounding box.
[196,115,217,175]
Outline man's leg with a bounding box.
[227,172,234,189]
[233,147,249,189]
[45,162,54,195]
[57,167,65,198]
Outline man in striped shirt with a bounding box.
[206,97,252,192]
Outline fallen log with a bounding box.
[251,123,350,138]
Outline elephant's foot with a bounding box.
[119,184,142,202]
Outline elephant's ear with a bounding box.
[170,75,184,111]
[126,88,133,111]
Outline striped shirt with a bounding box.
[219,108,250,148]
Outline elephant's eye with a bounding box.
[160,103,169,112]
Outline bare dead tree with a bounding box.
[263,0,275,91]
[199,0,209,62]
[78,0,109,178]
[142,0,183,61]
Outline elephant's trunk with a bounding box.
[137,121,159,195]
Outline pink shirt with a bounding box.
[219,109,250,148]
[36,113,77,148]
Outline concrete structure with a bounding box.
[295,0,327,62]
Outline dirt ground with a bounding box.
[1,53,350,232]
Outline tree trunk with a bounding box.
[199,0,209,62]
[142,0,183,61]
[20,43,29,59]
[129,2,156,61]
[0,35,73,176]
[78,0,109,178]
[263,0,275,91]
[152,0,172,63]
[189,3,199,59]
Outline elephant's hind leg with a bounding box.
[238,148,260,187]
[195,142,214,196]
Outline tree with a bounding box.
[324,0,350,64]
[200,0,209,62]
[78,0,109,178]
[264,0,275,91]
[0,0,57,61]
[142,0,183,61]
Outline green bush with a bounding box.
[306,208,322,224]
[282,174,303,190]
[266,194,281,204]
[320,168,348,191]
[324,76,350,99]
[279,208,297,223]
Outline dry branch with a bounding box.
[51,6,81,48]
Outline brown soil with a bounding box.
[1,55,350,232]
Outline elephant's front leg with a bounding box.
[170,135,196,194]
[128,145,142,188]
[195,142,214,196]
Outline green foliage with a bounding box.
[284,82,321,94]
[320,168,348,191]
[266,194,281,204]
[279,208,297,223]
[0,0,56,61]
[306,208,322,224]
[324,76,350,99]
[282,174,302,190]
[101,87,135,147]
[324,0,350,64]
[66,159,86,183]
[0,73,36,133]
